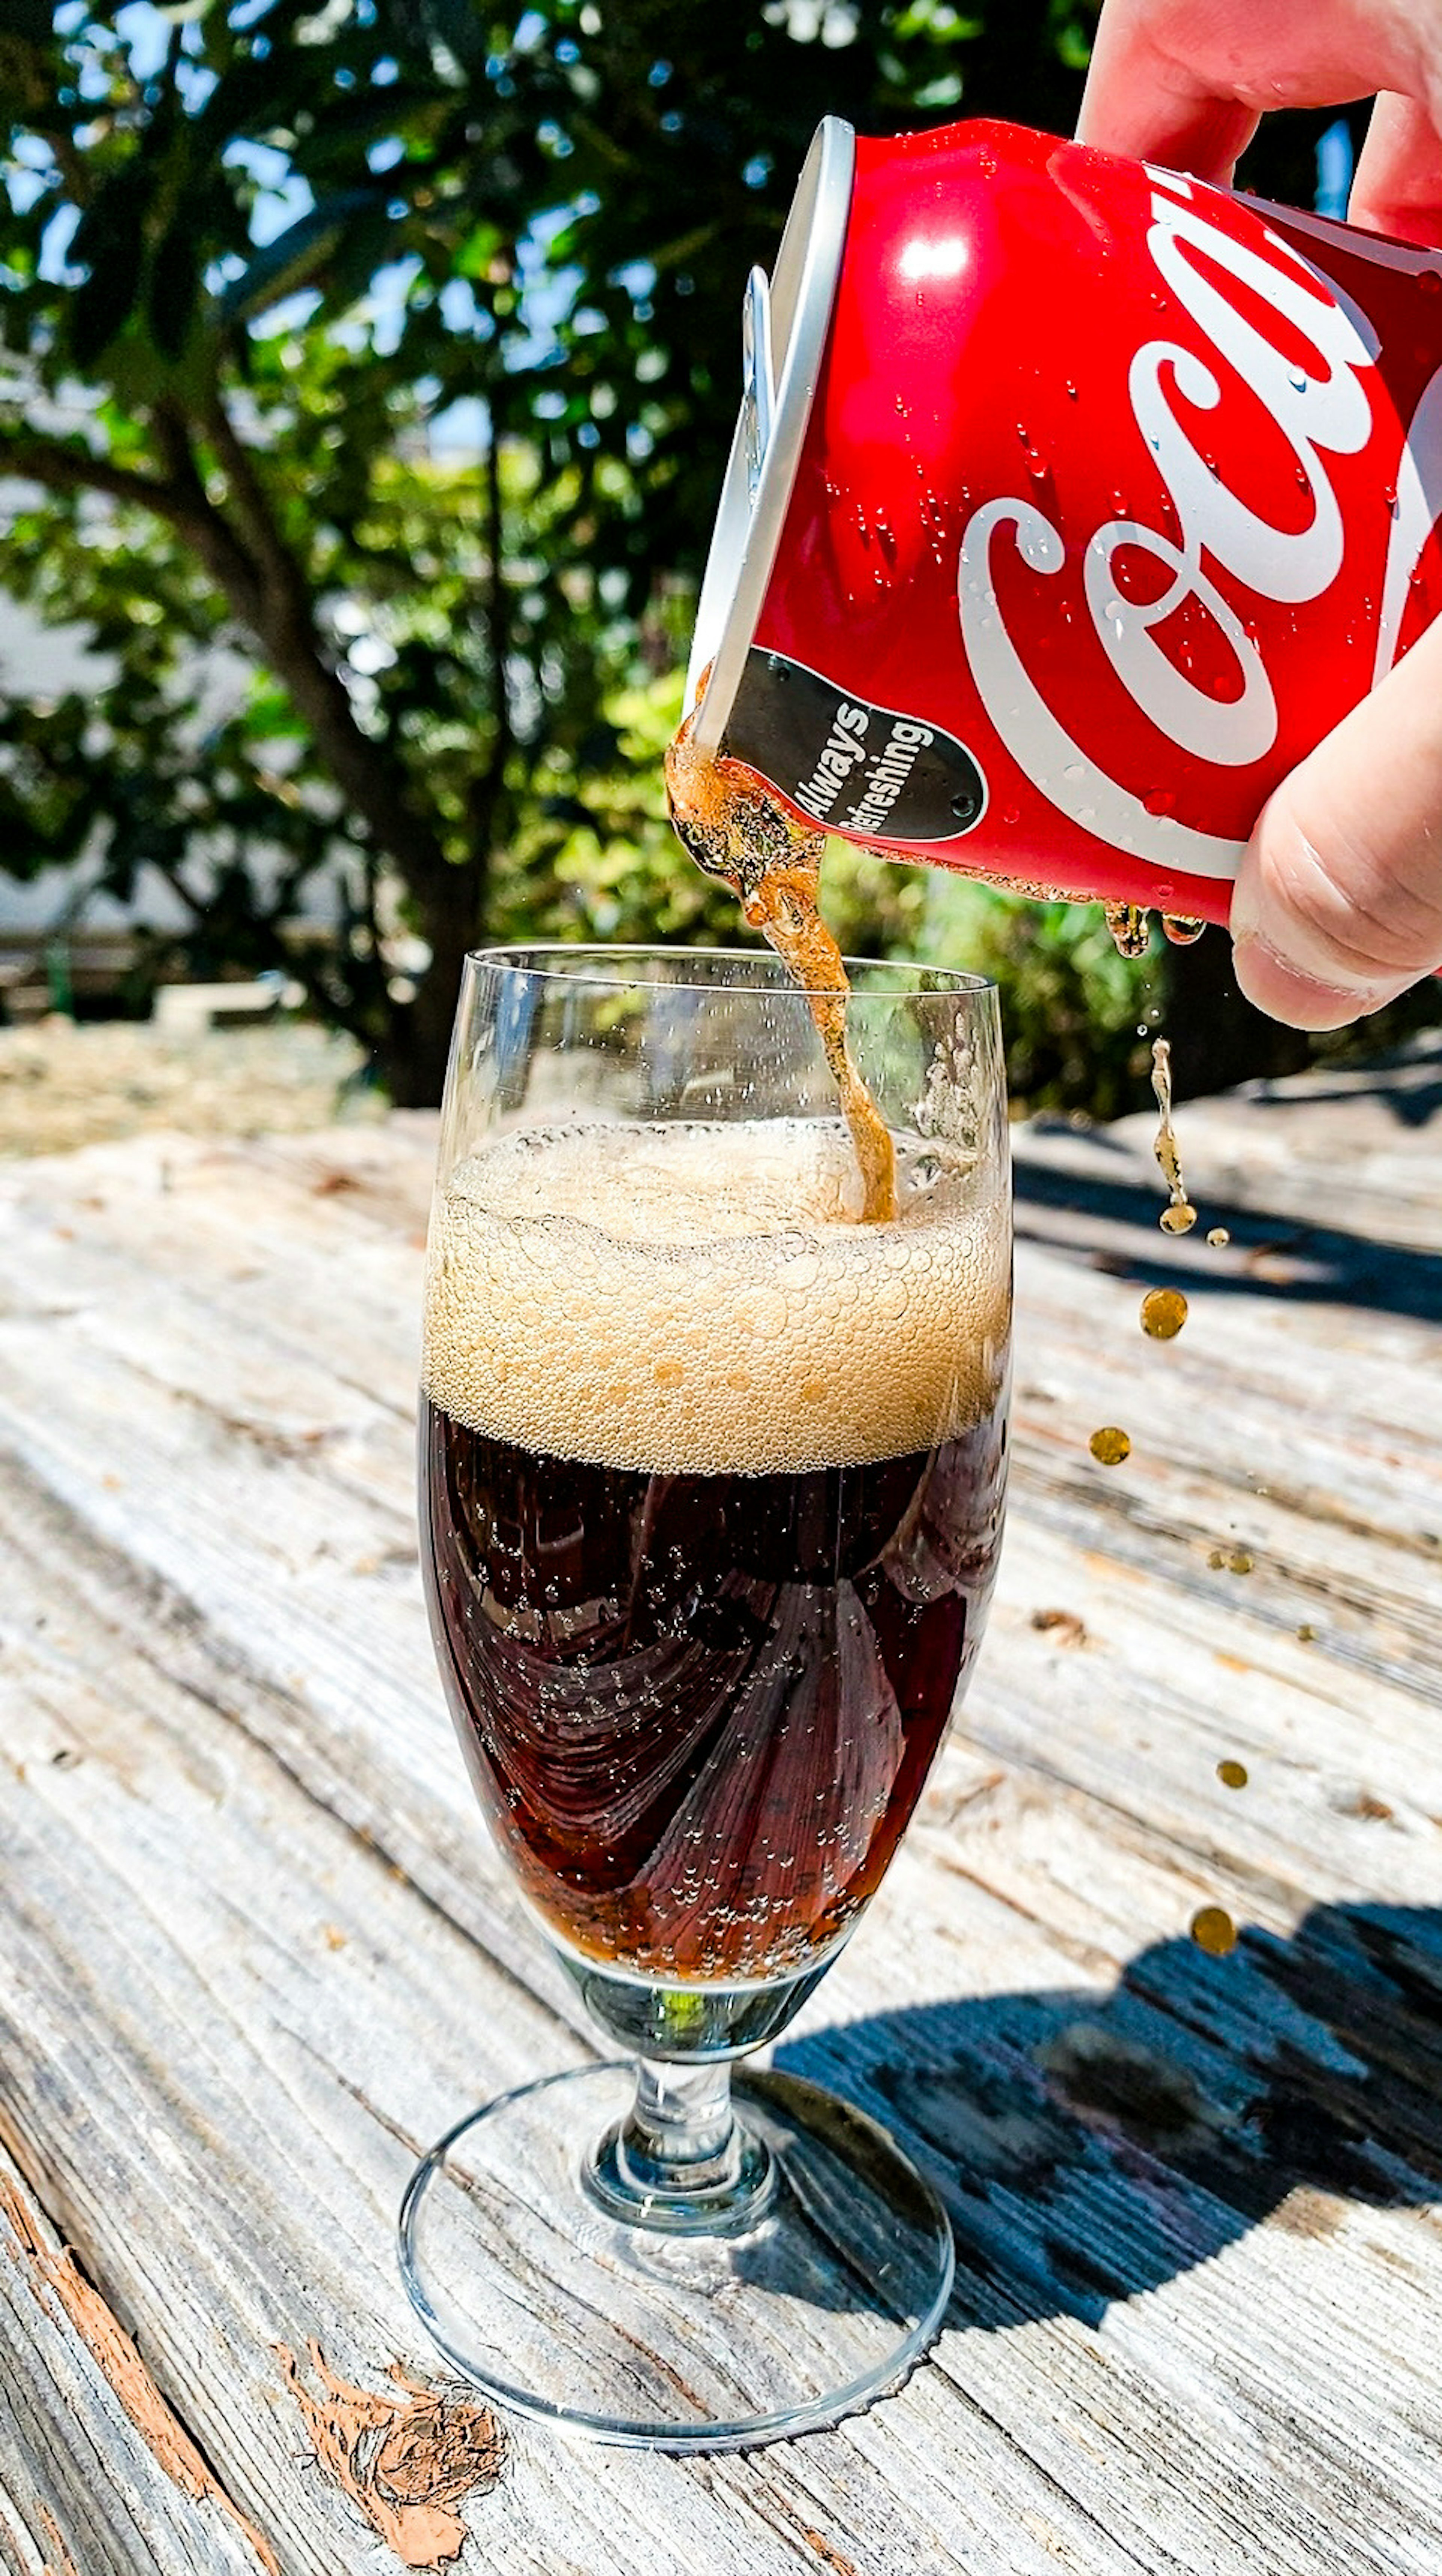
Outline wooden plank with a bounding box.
[0,1057,1437,2572]
[0,1442,1152,2576]
[0,2144,275,2576]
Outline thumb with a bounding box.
[1230,616,1442,1027]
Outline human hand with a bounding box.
[1078,1,1442,1027]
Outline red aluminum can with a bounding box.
[685,118,1442,925]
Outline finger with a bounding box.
[1230,618,1442,1027]
[1077,1,1423,177]
[1077,2,1259,178]
[1349,91,1442,247]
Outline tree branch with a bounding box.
[0,435,193,526]
[195,392,453,889]
[463,414,512,867]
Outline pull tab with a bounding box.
[741,264,775,504]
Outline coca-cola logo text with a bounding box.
[958,171,1441,881]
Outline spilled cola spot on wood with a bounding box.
[276,2341,505,2568]
[1031,1607,1088,1648]
[1035,2022,1229,2157]
[0,2177,278,2574]
[1271,2185,1347,2240]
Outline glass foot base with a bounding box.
[398,2061,954,2451]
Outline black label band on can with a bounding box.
[721,647,987,843]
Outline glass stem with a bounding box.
[584,2055,776,2233]
[617,2059,742,2202]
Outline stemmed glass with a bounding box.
[400,944,1011,2448]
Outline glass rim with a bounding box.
[462,941,997,1001]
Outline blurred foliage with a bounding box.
[0,0,1098,1099]
[1,0,1419,1111]
[819,842,1154,1116]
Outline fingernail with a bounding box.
[1231,931,1402,1030]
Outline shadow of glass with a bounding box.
[760,1903,1442,2326]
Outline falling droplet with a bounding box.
[1227,1547,1254,1575]
[1207,1226,1230,1248]
[1191,1905,1238,1956]
[1162,913,1205,945]
[1217,1759,1249,1790]
[1140,1287,1188,1339]
[1297,1622,1316,1642]
[1151,1036,1197,1232]
[1104,901,1152,959]
[1090,1426,1131,1466]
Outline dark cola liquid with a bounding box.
[422,1396,1005,1983]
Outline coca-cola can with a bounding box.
[685,117,1442,924]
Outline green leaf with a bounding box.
[219,190,385,322]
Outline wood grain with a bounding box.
[0,1039,1438,2573]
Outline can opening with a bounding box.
[684,118,855,755]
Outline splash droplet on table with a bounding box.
[1190,1905,1238,1956]
[1216,1759,1249,1790]
[1090,1426,1131,1465]
[1140,1286,1188,1339]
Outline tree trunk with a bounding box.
[383,858,490,1109]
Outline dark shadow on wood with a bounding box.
[1011,1152,1442,1325]
[772,1903,1442,2328]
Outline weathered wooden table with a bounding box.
[2,1041,1439,2576]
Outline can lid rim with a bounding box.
[684,118,855,757]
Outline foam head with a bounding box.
[423,1120,1009,1476]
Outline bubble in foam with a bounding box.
[423,1119,1009,1477]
